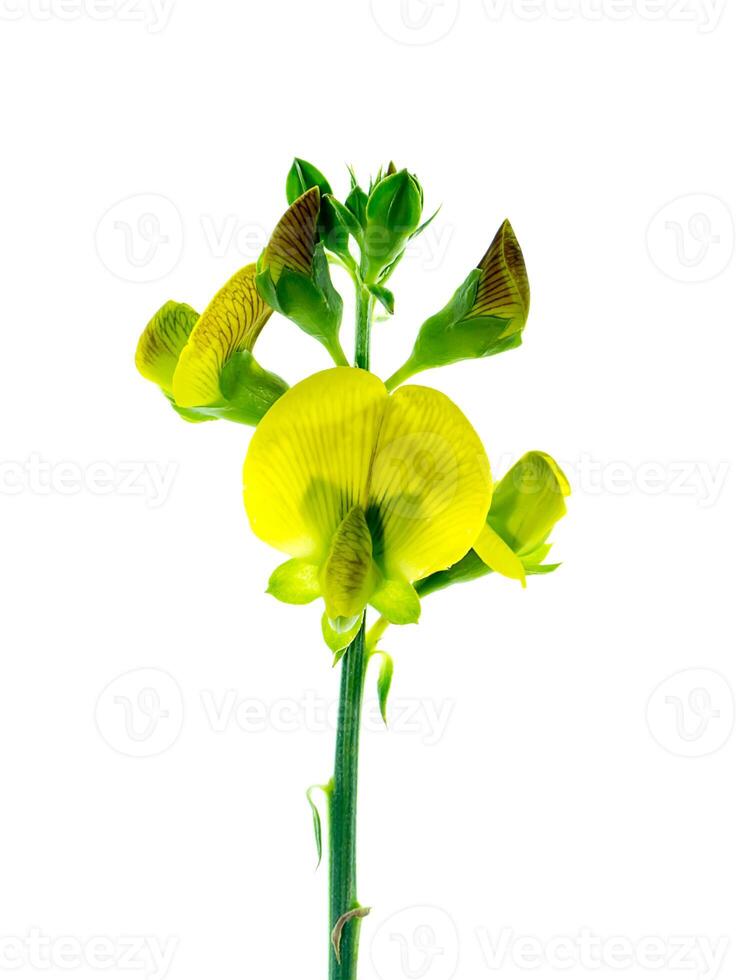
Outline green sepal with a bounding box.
[409,205,441,241]
[415,550,490,598]
[368,283,394,316]
[320,196,359,265]
[258,249,347,365]
[267,558,322,605]
[322,611,363,658]
[384,269,480,388]
[286,158,332,205]
[370,578,420,625]
[210,350,288,425]
[526,562,561,576]
[345,183,368,229]
[163,392,215,424]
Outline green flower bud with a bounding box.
[385,219,530,390]
[257,188,348,365]
[362,169,423,284]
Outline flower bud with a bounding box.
[385,219,529,390]
[362,169,423,284]
[257,188,347,365]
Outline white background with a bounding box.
[1,2,734,979]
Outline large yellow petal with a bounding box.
[243,368,387,560]
[368,385,492,581]
[172,264,271,408]
[135,301,199,394]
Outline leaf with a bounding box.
[368,283,394,316]
[373,651,394,726]
[306,784,327,869]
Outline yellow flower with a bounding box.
[474,451,570,586]
[243,367,492,651]
[135,263,287,425]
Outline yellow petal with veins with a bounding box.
[243,368,387,560]
[368,385,491,581]
[263,186,320,282]
[135,301,199,394]
[172,264,271,408]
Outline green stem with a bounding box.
[327,273,374,979]
[354,283,372,372]
[328,625,367,979]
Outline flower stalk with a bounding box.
[327,269,374,978]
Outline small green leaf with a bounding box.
[286,158,332,205]
[368,283,394,316]
[374,651,394,726]
[306,785,327,869]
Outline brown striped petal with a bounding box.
[472,219,530,332]
[172,264,272,408]
[263,186,320,281]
